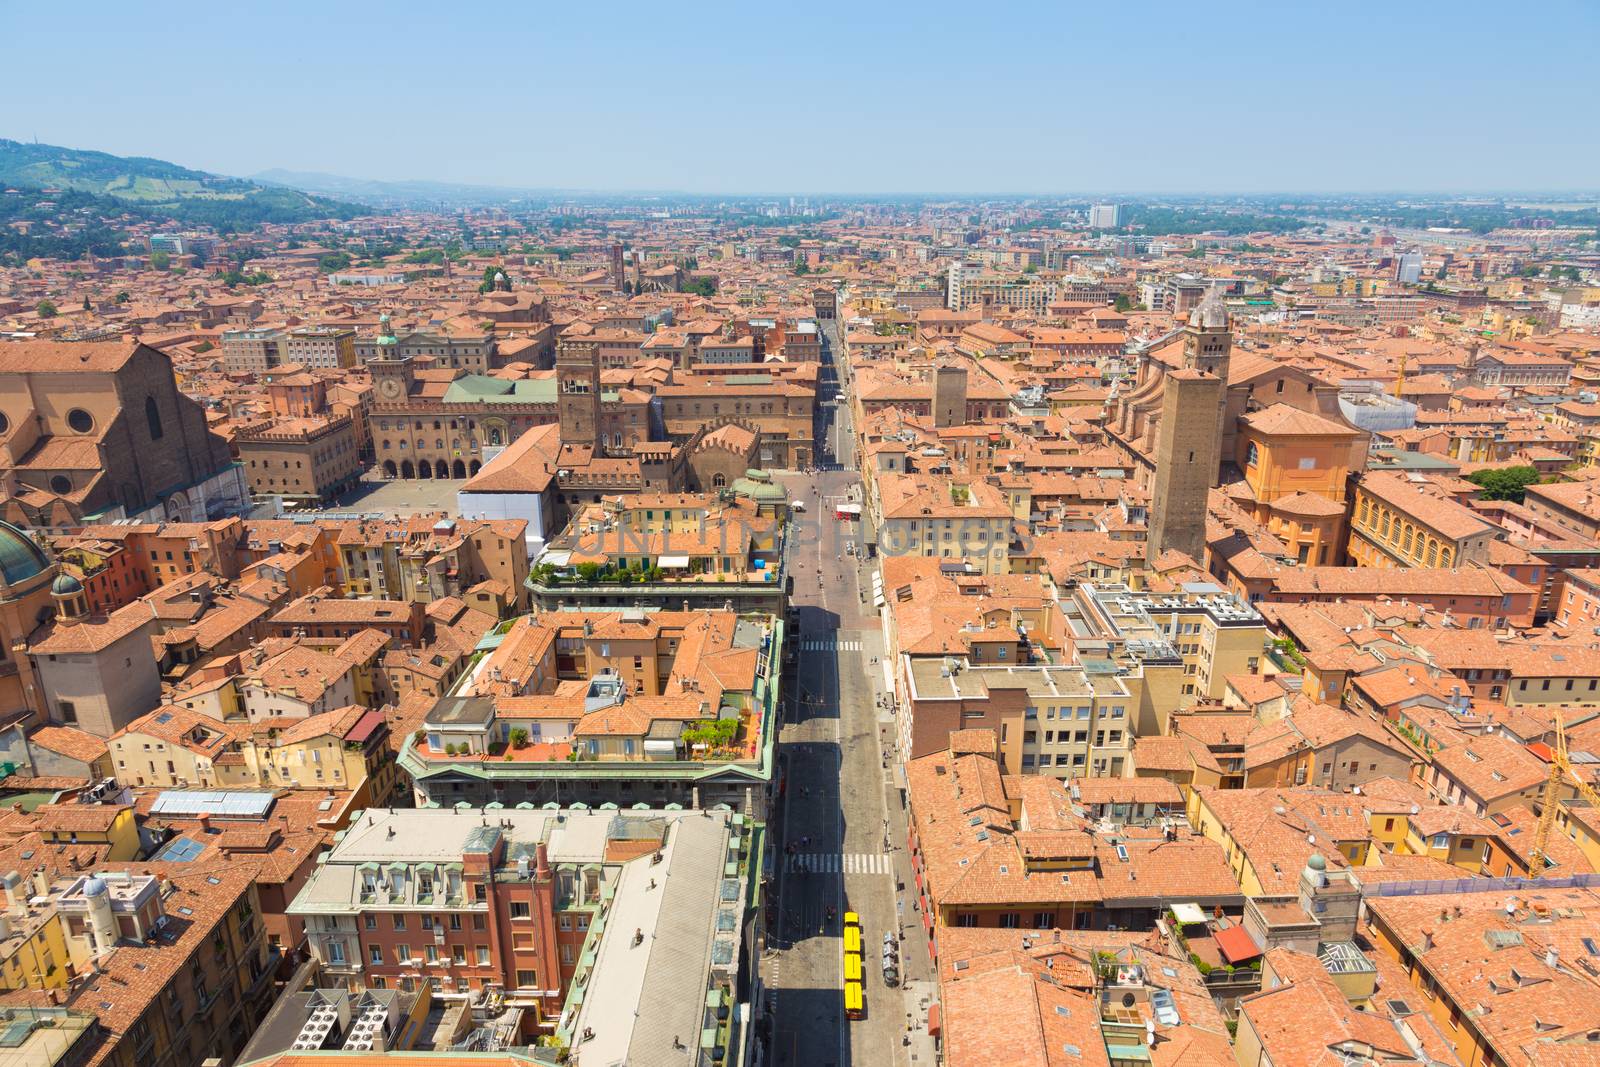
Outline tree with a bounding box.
[683,278,717,298]
[35,299,57,318]
[219,266,270,288]
[81,296,90,310]
[115,291,130,303]
[793,261,810,276]
[150,251,171,271]
[477,265,500,293]
[317,251,352,274]
[1466,465,1541,503]
[1113,294,1135,313]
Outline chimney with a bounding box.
[535,842,550,880]
[1546,945,1559,969]
[1422,928,1434,952]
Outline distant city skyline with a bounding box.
[5,0,1599,195]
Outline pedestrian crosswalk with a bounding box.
[800,639,863,652]
[785,851,893,875]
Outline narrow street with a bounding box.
[761,320,936,1067]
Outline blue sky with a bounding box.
[4,1,1597,194]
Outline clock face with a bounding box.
[379,377,403,399]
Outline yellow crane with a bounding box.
[1529,716,1600,876]
[1393,350,1407,398]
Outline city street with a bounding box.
[761,320,936,1067]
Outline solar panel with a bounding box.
[150,789,275,819]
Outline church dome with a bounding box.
[0,521,51,588]
[51,572,84,597]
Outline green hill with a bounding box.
[0,139,369,231]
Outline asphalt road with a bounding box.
[760,321,935,1067]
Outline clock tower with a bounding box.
[371,353,414,404]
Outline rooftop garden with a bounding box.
[532,561,665,586]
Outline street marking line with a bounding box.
[798,639,862,652]
[786,852,892,875]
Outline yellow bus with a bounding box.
[844,979,864,1020]
[843,952,863,983]
[843,925,862,954]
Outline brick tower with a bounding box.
[556,340,601,447]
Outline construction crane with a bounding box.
[1529,716,1600,876]
[1393,350,1408,398]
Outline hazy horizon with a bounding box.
[6,0,1598,195]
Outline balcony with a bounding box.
[246,947,280,996]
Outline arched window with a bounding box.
[145,397,163,439]
[712,473,727,488]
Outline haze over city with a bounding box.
[6,0,1600,193]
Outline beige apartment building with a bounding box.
[945,262,1053,313]
[874,474,1013,575]
[108,701,400,801]
[1064,581,1269,723]
[224,327,357,374]
[284,326,358,369]
[335,515,529,610]
[221,328,285,375]
[899,657,1148,778]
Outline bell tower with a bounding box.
[1182,290,1233,378]
[556,340,601,447]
